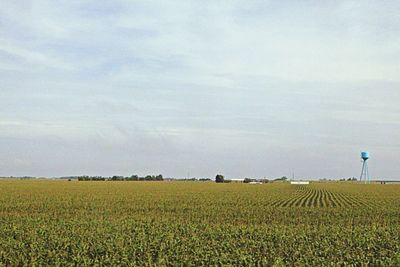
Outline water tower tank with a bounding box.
[361,151,369,160]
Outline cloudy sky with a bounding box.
[1,1,399,179]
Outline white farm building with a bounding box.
[290,181,310,185]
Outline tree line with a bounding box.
[78,175,163,181]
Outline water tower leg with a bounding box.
[360,161,366,182]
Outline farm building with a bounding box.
[230,178,245,183]
[372,180,400,184]
[290,181,310,185]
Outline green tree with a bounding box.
[215,174,224,183]
[244,178,253,183]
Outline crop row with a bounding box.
[270,185,379,208]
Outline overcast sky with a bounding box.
[1,1,399,179]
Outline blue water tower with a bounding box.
[361,151,369,160]
[360,151,370,183]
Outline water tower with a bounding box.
[359,151,370,184]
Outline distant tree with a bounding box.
[215,174,224,183]
[92,176,105,181]
[106,174,164,182]
[78,176,90,181]
[244,178,253,183]
[110,176,124,181]
[126,175,138,181]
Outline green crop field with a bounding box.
[0,181,399,266]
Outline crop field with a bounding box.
[0,181,399,266]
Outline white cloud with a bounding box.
[0,1,400,178]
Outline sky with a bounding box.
[0,1,399,179]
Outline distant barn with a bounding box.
[230,178,245,183]
[290,181,310,185]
